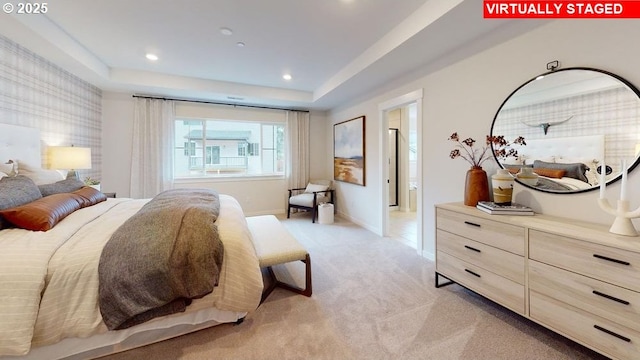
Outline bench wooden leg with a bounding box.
[260,254,312,303]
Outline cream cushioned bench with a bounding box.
[246,215,312,302]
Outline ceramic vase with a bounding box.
[516,167,539,186]
[491,169,514,205]
[464,166,490,206]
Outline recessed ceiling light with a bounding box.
[236,42,245,47]
[220,27,233,36]
[145,53,158,61]
[283,74,292,81]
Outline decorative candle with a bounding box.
[599,159,606,199]
[621,159,628,201]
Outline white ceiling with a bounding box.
[0,0,548,110]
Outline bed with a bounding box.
[0,124,264,359]
[504,135,604,191]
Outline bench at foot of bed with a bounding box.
[246,215,312,303]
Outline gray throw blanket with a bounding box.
[534,177,573,191]
[98,189,224,330]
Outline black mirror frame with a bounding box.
[490,67,640,194]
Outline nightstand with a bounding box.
[103,192,116,198]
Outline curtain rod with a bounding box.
[132,95,310,113]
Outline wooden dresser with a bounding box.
[435,202,640,360]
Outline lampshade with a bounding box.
[48,146,92,171]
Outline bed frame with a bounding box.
[0,123,247,359]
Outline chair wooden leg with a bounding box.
[287,204,291,218]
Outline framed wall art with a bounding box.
[333,115,365,186]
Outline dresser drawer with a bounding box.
[436,208,524,255]
[529,230,640,292]
[530,260,640,333]
[531,291,640,360]
[437,251,525,315]
[437,229,524,284]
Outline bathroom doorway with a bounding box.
[380,93,421,253]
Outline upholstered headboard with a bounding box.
[518,135,604,165]
[0,123,41,166]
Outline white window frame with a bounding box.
[173,118,285,179]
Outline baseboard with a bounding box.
[421,249,435,262]
[336,211,381,235]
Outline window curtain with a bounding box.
[285,111,310,204]
[130,98,175,198]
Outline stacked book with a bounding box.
[476,201,534,216]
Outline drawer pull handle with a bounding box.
[464,245,481,253]
[592,290,630,305]
[464,221,481,227]
[593,254,630,266]
[464,269,481,278]
[593,325,631,343]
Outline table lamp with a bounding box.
[48,146,92,180]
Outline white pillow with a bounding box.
[0,160,17,176]
[305,183,329,193]
[17,162,65,186]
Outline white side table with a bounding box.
[318,203,334,224]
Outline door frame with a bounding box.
[378,89,423,255]
[388,128,399,207]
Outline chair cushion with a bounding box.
[304,183,329,193]
[289,193,329,207]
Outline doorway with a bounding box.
[378,89,423,255]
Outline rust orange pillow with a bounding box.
[534,168,566,179]
[0,193,82,231]
[72,186,108,207]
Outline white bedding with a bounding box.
[0,194,263,357]
[543,176,592,191]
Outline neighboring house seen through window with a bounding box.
[174,119,285,177]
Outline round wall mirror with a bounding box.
[490,67,640,193]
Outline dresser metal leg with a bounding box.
[435,272,454,288]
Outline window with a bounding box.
[174,119,285,177]
[184,141,195,156]
[248,143,259,156]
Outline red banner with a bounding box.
[484,1,640,18]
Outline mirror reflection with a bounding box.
[491,67,640,193]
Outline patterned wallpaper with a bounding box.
[0,34,102,180]
[493,86,640,174]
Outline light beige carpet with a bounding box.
[100,214,606,360]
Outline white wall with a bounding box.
[101,93,329,215]
[327,20,640,259]
[101,92,134,197]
